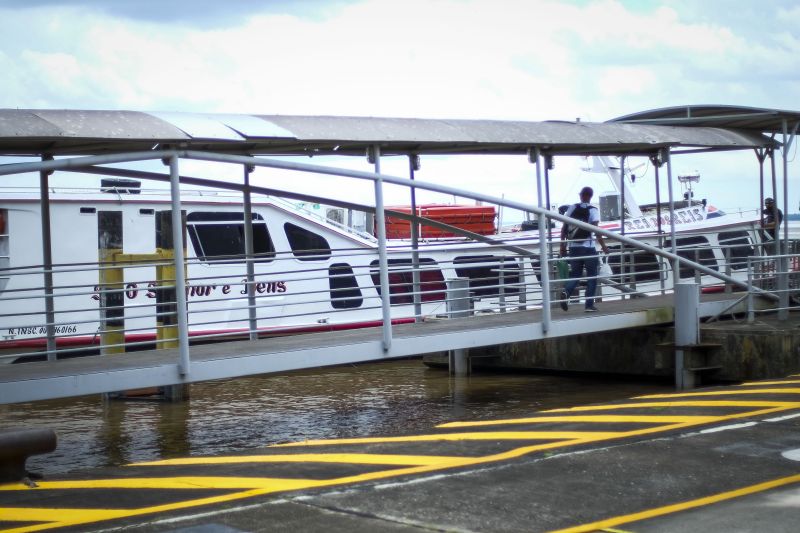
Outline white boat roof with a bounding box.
[0,108,777,157]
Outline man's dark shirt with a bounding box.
[763,206,784,240]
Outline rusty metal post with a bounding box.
[0,428,57,483]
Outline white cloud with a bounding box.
[1,0,799,212]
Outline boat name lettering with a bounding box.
[6,325,77,335]
[240,279,287,294]
[91,280,288,300]
[623,207,704,232]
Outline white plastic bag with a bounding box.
[598,257,613,279]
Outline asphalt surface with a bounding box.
[3,377,800,532]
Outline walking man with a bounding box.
[559,186,609,312]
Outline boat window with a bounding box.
[187,212,275,263]
[453,255,520,297]
[718,231,754,270]
[665,236,718,278]
[606,246,663,283]
[369,258,446,305]
[329,263,362,309]
[284,223,331,261]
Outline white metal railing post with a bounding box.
[168,154,191,375]
[747,257,755,323]
[498,266,506,312]
[665,149,678,288]
[39,156,57,360]
[409,155,422,323]
[372,145,392,351]
[724,247,732,293]
[517,259,527,311]
[531,147,551,332]
[778,119,795,320]
[243,164,258,340]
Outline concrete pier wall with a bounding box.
[424,315,800,381]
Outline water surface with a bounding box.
[0,359,671,475]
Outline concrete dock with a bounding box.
[3,376,800,532]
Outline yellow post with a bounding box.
[156,210,187,350]
[98,211,124,355]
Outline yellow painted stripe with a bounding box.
[739,380,800,386]
[436,415,720,428]
[0,477,323,491]
[545,400,800,412]
[270,431,625,447]
[548,472,800,533]
[637,388,800,399]
[0,508,125,522]
[131,453,462,467]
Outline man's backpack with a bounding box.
[566,204,595,241]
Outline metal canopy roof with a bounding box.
[611,105,800,133]
[0,109,775,158]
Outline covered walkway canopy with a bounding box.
[0,109,777,158]
[611,104,800,134]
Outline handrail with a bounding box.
[179,150,777,300]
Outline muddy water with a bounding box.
[0,359,671,475]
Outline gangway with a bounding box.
[0,290,776,404]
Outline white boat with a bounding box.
[0,162,768,358]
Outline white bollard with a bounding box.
[674,282,699,389]
[447,278,471,376]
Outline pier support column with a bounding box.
[371,144,392,352]
[39,156,57,360]
[674,282,699,390]
[447,277,471,376]
[243,163,258,340]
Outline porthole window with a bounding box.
[606,246,663,282]
[369,259,446,305]
[718,231,755,270]
[665,236,718,278]
[329,263,363,309]
[453,255,520,297]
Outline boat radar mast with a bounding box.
[678,171,700,203]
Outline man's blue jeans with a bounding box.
[563,246,599,309]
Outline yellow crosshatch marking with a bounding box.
[2,384,800,533]
[637,388,800,399]
[270,430,627,447]
[436,414,721,428]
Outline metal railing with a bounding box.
[0,149,788,374]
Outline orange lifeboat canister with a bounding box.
[383,204,496,238]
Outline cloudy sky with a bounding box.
[2,0,799,215]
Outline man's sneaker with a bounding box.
[584,306,599,313]
[559,291,569,311]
